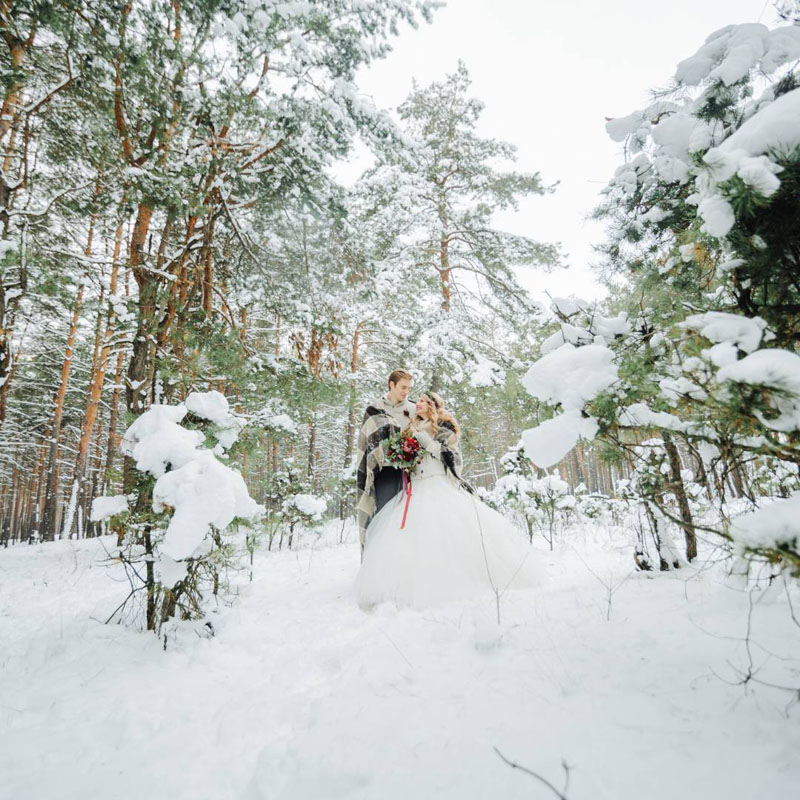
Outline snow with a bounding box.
[612,24,800,244]
[185,390,245,450]
[716,257,745,274]
[736,155,783,196]
[540,329,570,354]
[717,86,800,161]
[659,375,707,403]
[521,410,598,469]
[539,323,595,355]
[653,153,690,183]
[1,525,799,800]
[718,349,800,432]
[121,403,203,478]
[762,24,800,73]
[674,23,779,87]
[522,343,618,411]
[252,402,300,435]
[694,87,800,236]
[551,296,584,318]
[469,354,505,388]
[708,25,767,86]
[605,110,646,143]
[697,195,735,237]
[619,402,688,432]
[154,450,264,561]
[156,553,188,588]
[267,413,298,434]
[89,495,128,522]
[185,390,232,425]
[705,341,739,368]
[681,312,767,353]
[114,400,264,561]
[718,348,800,390]
[592,313,630,340]
[286,493,327,519]
[730,492,800,552]
[651,113,710,158]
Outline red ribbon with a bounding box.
[400,470,412,530]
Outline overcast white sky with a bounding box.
[347,0,776,304]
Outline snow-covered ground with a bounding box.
[1,521,799,800]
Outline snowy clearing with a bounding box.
[1,523,799,800]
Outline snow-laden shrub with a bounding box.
[92,391,264,634]
[618,440,686,572]
[485,443,576,549]
[280,492,327,550]
[729,492,800,576]
[750,458,800,499]
[576,490,612,521]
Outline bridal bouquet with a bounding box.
[385,430,426,473]
[385,430,426,530]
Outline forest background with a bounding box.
[2,1,800,630]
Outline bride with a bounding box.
[355,392,543,611]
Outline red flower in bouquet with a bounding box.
[386,430,426,472]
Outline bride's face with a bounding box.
[415,396,433,418]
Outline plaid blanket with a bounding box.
[356,399,407,551]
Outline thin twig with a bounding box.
[493,747,571,800]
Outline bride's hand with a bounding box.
[415,429,438,452]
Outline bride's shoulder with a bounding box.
[438,407,462,434]
[438,418,461,437]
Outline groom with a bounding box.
[355,369,416,556]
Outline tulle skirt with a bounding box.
[355,474,544,611]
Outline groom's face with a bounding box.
[388,377,412,403]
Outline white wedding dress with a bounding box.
[355,451,543,611]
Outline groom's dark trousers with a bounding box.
[374,466,404,514]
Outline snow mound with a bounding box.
[121,403,203,477]
[681,312,767,353]
[522,343,618,411]
[730,492,800,552]
[154,450,264,561]
[90,495,128,522]
[521,410,598,468]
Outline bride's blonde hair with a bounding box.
[413,392,460,437]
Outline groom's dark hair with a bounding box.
[387,369,412,388]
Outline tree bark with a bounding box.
[342,323,361,468]
[663,432,697,561]
[68,219,124,536]
[40,276,86,540]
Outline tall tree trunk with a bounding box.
[103,263,130,495]
[86,405,106,537]
[103,348,126,494]
[42,179,103,538]
[123,208,174,500]
[68,221,124,536]
[0,217,25,427]
[439,227,451,312]
[663,432,697,561]
[124,204,155,413]
[40,279,87,540]
[307,417,316,485]
[343,323,361,468]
